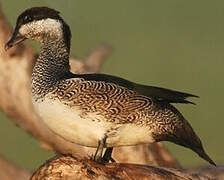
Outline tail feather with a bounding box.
[195,147,216,166]
[179,121,216,166]
[161,115,216,166]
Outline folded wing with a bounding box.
[72,73,198,104]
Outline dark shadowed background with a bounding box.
[0,0,223,170]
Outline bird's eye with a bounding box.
[24,15,33,23]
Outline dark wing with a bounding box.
[70,73,198,104]
[133,84,198,104]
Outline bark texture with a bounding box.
[30,155,215,180]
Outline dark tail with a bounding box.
[194,147,216,166]
[184,122,216,166]
[166,117,216,166]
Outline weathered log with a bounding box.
[30,155,213,180]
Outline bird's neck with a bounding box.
[31,38,71,97]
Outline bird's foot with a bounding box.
[102,147,115,163]
[93,146,115,164]
[93,138,106,163]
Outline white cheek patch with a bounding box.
[19,18,63,38]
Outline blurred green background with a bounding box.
[0,0,223,170]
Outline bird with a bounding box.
[5,7,215,166]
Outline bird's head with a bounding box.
[5,7,71,50]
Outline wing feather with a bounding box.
[69,73,198,104]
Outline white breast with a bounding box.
[32,97,111,147]
[32,97,155,148]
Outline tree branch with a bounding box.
[0,154,30,180]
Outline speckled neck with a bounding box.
[31,37,71,98]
